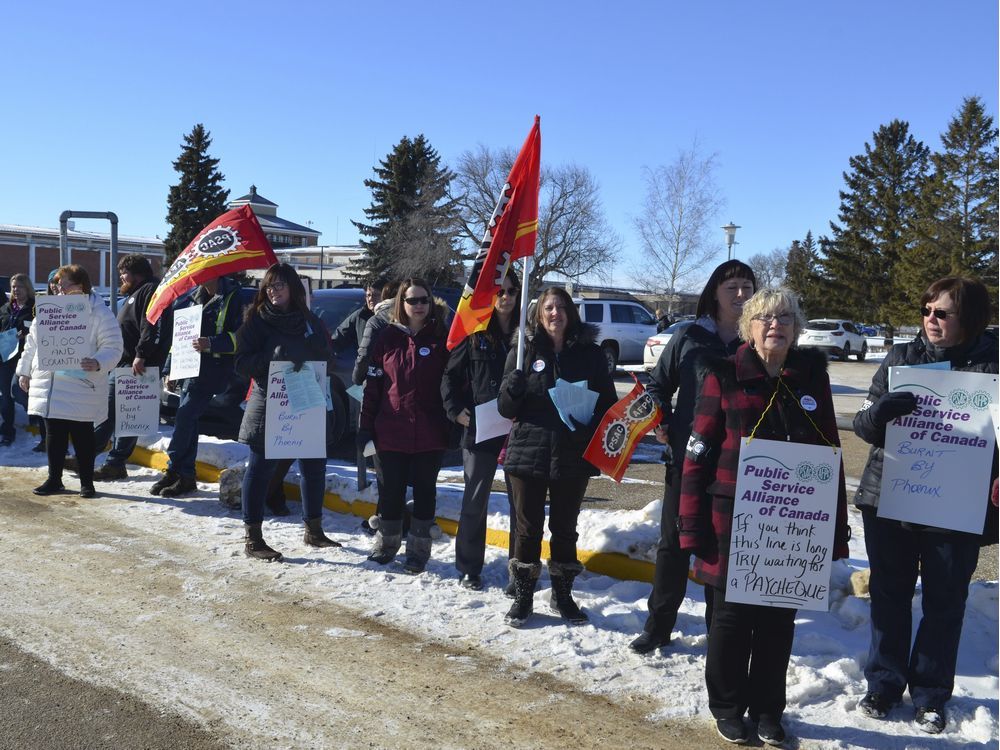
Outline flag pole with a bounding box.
[515,255,532,370]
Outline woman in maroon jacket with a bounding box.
[359,278,450,573]
[678,289,850,746]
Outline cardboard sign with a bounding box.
[879,367,997,534]
[264,360,327,459]
[169,304,203,381]
[113,367,161,437]
[34,295,92,370]
[727,438,841,612]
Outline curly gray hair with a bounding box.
[738,288,806,344]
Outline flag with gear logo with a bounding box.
[584,376,662,482]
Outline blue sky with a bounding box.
[4,1,997,289]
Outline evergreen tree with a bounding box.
[164,124,230,264]
[348,134,462,286]
[821,120,929,329]
[784,231,825,316]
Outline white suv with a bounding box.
[575,298,657,373]
[797,319,868,361]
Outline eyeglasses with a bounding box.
[265,281,287,292]
[920,306,954,321]
[497,288,517,298]
[404,296,430,306]
[753,313,793,326]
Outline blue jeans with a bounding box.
[167,376,227,478]
[93,384,139,467]
[241,449,326,525]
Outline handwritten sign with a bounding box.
[727,438,841,612]
[113,367,161,437]
[264,360,326,459]
[34,295,91,370]
[170,304,203,381]
[879,367,997,534]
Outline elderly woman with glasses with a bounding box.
[359,278,451,574]
[677,288,850,745]
[852,276,997,735]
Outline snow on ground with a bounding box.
[1,421,995,750]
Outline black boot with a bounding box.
[150,469,179,496]
[504,560,541,627]
[160,475,197,498]
[303,518,341,548]
[244,523,283,562]
[548,560,588,625]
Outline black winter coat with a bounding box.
[116,277,162,367]
[853,332,999,544]
[441,326,514,452]
[0,297,34,362]
[497,323,617,480]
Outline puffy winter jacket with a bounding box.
[853,332,999,544]
[16,293,124,423]
[360,308,451,454]
[497,323,618,480]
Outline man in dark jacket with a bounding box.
[90,255,162,479]
[331,278,384,355]
[149,275,244,497]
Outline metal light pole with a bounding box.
[722,221,740,261]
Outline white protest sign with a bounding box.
[879,367,997,534]
[264,360,327,459]
[170,304,203,381]
[34,295,92,370]
[475,398,513,443]
[113,367,161,437]
[727,438,841,612]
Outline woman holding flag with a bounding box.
[497,286,617,627]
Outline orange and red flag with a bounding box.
[447,116,541,350]
[146,205,277,324]
[584,376,663,482]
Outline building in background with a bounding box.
[228,186,320,249]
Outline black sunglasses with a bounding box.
[497,288,518,298]
[404,296,430,306]
[920,306,954,320]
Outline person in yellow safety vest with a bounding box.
[150,275,244,498]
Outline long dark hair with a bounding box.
[247,263,309,321]
[695,260,757,320]
[486,266,521,339]
[532,286,582,335]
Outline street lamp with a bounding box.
[722,221,740,261]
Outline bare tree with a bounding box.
[746,248,787,288]
[629,144,725,312]
[452,145,622,294]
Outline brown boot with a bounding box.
[303,518,341,548]
[244,523,283,562]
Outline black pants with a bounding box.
[378,450,443,523]
[46,418,96,486]
[644,459,714,637]
[507,473,589,565]
[455,446,515,576]
[705,587,796,721]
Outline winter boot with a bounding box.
[244,523,283,562]
[402,517,434,575]
[303,517,342,548]
[504,560,541,627]
[160,475,198,498]
[367,518,403,565]
[548,560,588,625]
[150,469,180,496]
[93,464,128,481]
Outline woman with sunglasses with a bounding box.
[853,276,997,734]
[235,263,341,562]
[441,269,521,592]
[359,278,451,573]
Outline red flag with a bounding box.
[583,376,663,482]
[146,205,277,324]
[447,116,541,350]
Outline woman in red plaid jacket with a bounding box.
[678,288,851,746]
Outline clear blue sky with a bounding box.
[4,1,997,290]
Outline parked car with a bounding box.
[643,319,695,371]
[797,319,868,361]
[574,298,658,373]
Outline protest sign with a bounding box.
[169,304,203,381]
[264,361,326,459]
[34,295,91,370]
[113,367,161,437]
[879,367,997,534]
[475,399,513,443]
[726,438,841,612]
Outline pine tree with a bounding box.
[348,135,462,286]
[821,120,929,329]
[164,124,230,264]
[784,231,825,317]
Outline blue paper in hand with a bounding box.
[548,378,598,430]
[0,329,16,362]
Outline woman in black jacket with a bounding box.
[852,276,998,734]
[631,260,756,654]
[441,270,520,591]
[0,273,35,446]
[235,263,341,562]
[497,287,617,627]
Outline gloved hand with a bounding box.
[356,429,373,452]
[291,357,305,372]
[868,391,917,427]
[305,330,327,355]
[272,345,286,361]
[567,415,592,443]
[506,369,527,398]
